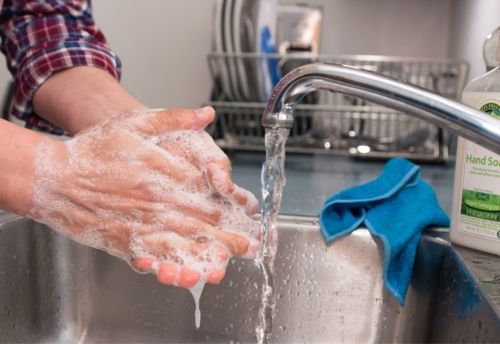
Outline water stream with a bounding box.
[256,127,290,344]
[187,127,289,337]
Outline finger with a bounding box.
[134,258,203,289]
[159,215,250,257]
[242,237,262,259]
[206,226,249,257]
[156,263,201,289]
[206,268,226,285]
[203,244,229,284]
[216,244,228,262]
[122,190,223,226]
[134,230,214,265]
[138,146,205,190]
[129,107,215,136]
[153,214,219,239]
[158,132,235,197]
[188,133,235,197]
[111,190,221,226]
[167,196,221,225]
[135,234,202,286]
[157,263,178,285]
[94,223,132,256]
[136,232,181,261]
[130,257,154,273]
[178,267,200,288]
[232,185,260,215]
[164,133,259,215]
[217,207,261,239]
[206,161,235,196]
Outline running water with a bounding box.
[256,127,290,344]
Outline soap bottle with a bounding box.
[450,38,500,256]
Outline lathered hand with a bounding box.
[27,107,260,288]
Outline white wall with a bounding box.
[449,0,500,81]
[92,0,216,109]
[0,0,219,116]
[282,0,452,58]
[93,0,452,109]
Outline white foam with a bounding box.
[189,281,206,329]
[27,108,260,310]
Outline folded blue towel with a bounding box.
[319,158,450,305]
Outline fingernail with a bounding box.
[229,236,250,257]
[248,194,260,215]
[242,237,262,259]
[218,247,228,262]
[207,269,226,284]
[134,257,153,272]
[157,263,178,285]
[178,267,200,289]
[195,106,214,120]
[208,163,234,196]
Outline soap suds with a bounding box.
[189,281,206,329]
[27,108,260,327]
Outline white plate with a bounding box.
[214,0,234,100]
[223,0,243,101]
[238,0,261,101]
[233,0,251,100]
[254,0,278,101]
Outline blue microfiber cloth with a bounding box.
[319,158,450,305]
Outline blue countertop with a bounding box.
[229,152,455,217]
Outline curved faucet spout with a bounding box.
[262,63,500,154]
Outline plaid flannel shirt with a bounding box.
[0,0,121,134]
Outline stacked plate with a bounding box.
[212,0,278,102]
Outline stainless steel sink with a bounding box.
[0,213,498,343]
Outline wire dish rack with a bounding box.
[206,53,468,162]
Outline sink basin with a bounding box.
[0,214,498,343]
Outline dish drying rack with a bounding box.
[206,53,468,162]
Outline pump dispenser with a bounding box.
[450,36,500,256]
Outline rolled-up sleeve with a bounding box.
[0,0,121,133]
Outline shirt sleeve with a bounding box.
[0,0,121,134]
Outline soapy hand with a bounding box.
[27,107,260,288]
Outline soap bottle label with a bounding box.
[458,94,500,240]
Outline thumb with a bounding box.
[130,107,215,136]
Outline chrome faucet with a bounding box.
[262,63,500,154]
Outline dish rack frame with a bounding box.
[206,53,469,162]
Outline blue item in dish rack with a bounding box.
[260,26,281,87]
[319,158,450,305]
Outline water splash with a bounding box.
[256,127,289,344]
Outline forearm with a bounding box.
[33,67,145,135]
[0,119,46,215]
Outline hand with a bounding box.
[27,107,260,288]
